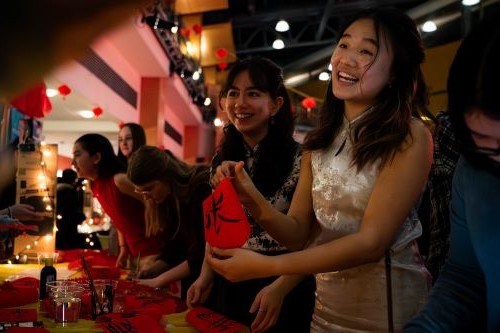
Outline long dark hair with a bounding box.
[75,133,125,179]
[117,122,146,166]
[304,7,434,171]
[448,17,500,174]
[127,146,210,236]
[214,56,297,198]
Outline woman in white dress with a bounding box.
[207,7,434,332]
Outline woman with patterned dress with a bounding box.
[207,8,435,332]
[187,56,315,333]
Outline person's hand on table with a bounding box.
[9,204,44,222]
[136,276,162,288]
[186,271,214,308]
[249,283,284,333]
[116,246,128,268]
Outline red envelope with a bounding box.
[202,178,250,249]
[186,307,245,333]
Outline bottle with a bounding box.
[39,258,57,300]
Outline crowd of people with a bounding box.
[1,4,499,333]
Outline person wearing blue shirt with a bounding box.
[405,16,500,333]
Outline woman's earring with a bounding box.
[270,116,275,125]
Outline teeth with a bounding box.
[338,71,358,83]
[235,114,251,119]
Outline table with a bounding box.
[0,263,200,333]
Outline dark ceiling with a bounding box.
[220,0,500,85]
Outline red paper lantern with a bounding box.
[118,121,125,129]
[180,28,191,37]
[301,97,317,110]
[217,62,228,71]
[215,47,228,59]
[57,84,71,97]
[10,82,52,118]
[192,23,202,35]
[92,107,103,118]
[158,144,165,150]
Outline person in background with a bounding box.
[55,168,86,250]
[117,122,146,166]
[106,122,147,256]
[422,111,460,281]
[127,146,210,300]
[72,133,163,269]
[207,8,435,332]
[187,56,315,333]
[405,17,500,333]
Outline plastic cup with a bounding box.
[52,290,82,324]
[93,279,118,315]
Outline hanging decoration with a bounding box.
[57,84,72,98]
[301,97,317,111]
[192,23,202,35]
[180,28,191,37]
[92,107,104,118]
[118,121,125,129]
[215,47,228,59]
[217,62,228,71]
[10,82,52,118]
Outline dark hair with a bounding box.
[448,16,500,172]
[117,122,147,166]
[214,56,298,197]
[127,146,210,236]
[75,133,125,179]
[61,168,77,185]
[304,7,434,171]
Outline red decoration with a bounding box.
[118,121,125,129]
[180,28,191,37]
[202,178,250,249]
[217,62,228,71]
[92,106,103,118]
[57,84,71,97]
[215,47,228,59]
[186,307,245,333]
[158,144,165,150]
[301,97,317,110]
[192,23,202,35]
[10,82,52,118]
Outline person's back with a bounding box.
[56,169,86,250]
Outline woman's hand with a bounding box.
[211,161,261,209]
[249,284,285,333]
[206,246,273,282]
[186,271,214,308]
[136,277,162,288]
[9,204,43,222]
[115,246,128,268]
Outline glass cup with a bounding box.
[43,281,81,317]
[52,289,83,325]
[93,279,118,316]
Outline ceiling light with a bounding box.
[204,97,211,106]
[318,72,330,81]
[46,88,58,97]
[272,39,285,50]
[462,0,480,5]
[422,21,437,32]
[192,71,200,81]
[328,63,332,71]
[275,20,290,32]
[77,110,94,119]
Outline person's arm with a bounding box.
[212,152,316,250]
[404,158,487,332]
[114,173,144,202]
[249,275,306,333]
[0,204,43,221]
[116,230,128,268]
[207,120,433,280]
[138,260,190,288]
